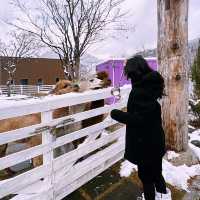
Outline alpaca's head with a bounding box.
[50,80,79,95]
[50,71,111,94]
[79,71,111,91]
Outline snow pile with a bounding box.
[189,98,200,106]
[119,160,137,177]
[189,143,200,160]
[119,158,200,191]
[188,125,196,131]
[119,128,200,191]
[189,129,200,141]
[162,160,199,191]
[166,151,180,160]
[189,129,200,160]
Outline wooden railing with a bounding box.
[0,85,131,200]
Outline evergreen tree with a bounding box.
[191,40,200,99]
[190,40,200,127]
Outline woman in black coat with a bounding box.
[111,55,167,200]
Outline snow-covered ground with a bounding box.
[120,159,199,192]
[0,94,29,100]
[189,129,200,161]
[119,128,200,192]
[162,160,199,191]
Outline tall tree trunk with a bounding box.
[7,78,12,97]
[74,57,80,81]
[62,57,80,81]
[157,0,189,151]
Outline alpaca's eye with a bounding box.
[89,79,94,82]
[64,84,69,88]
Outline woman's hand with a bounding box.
[110,109,123,121]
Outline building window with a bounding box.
[56,78,60,82]
[20,79,29,85]
[37,78,43,85]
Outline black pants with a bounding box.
[137,157,166,200]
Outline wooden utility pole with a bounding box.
[157,0,189,151]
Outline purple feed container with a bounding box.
[96,57,157,104]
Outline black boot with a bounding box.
[143,183,155,200]
[154,175,167,194]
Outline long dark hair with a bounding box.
[124,55,165,98]
[124,55,153,80]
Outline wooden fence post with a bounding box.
[37,85,40,93]
[157,0,189,151]
[41,111,54,198]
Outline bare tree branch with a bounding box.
[0,30,43,96]
[8,0,131,80]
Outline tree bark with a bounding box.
[74,57,80,81]
[62,57,80,81]
[157,0,189,151]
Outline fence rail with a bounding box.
[0,85,54,95]
[0,85,131,200]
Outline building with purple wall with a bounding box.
[96,57,157,87]
[96,57,157,104]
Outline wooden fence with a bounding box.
[0,85,131,200]
[0,85,54,95]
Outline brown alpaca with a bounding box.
[82,71,111,128]
[0,80,79,169]
[0,71,111,173]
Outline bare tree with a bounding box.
[0,31,42,96]
[9,0,129,80]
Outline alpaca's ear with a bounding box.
[97,71,109,80]
[102,78,111,88]
[103,71,109,79]
[107,79,111,87]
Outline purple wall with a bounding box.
[96,58,157,104]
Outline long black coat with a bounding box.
[111,71,166,165]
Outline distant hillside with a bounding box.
[136,38,200,67]
[40,51,101,65]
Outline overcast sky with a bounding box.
[0,0,200,59]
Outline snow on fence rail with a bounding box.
[0,85,54,95]
[0,85,131,200]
